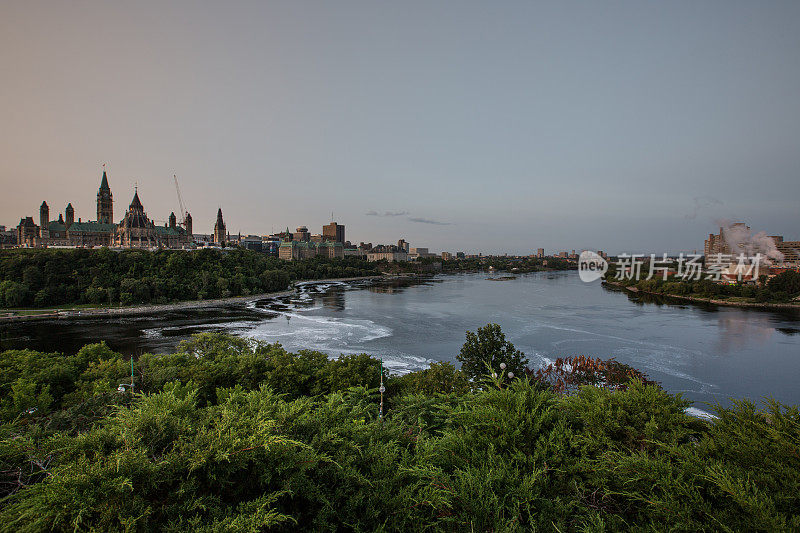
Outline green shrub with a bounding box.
[1,334,798,530]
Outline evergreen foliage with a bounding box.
[456,323,529,382]
[0,330,798,531]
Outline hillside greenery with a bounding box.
[605,265,800,304]
[0,249,378,308]
[1,327,798,531]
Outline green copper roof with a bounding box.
[67,222,117,233]
[154,226,183,236]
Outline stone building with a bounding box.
[213,208,227,245]
[16,217,39,247]
[97,171,113,223]
[366,251,408,262]
[16,170,192,249]
[278,240,344,261]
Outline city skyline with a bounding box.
[2,2,799,254]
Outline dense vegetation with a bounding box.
[441,256,575,274]
[0,249,378,308]
[374,256,575,277]
[606,265,800,304]
[1,328,798,531]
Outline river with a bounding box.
[2,272,799,408]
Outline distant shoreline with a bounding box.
[602,280,800,311]
[0,275,387,323]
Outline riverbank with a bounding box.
[603,279,800,310]
[0,275,387,323]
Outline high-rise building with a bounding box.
[705,222,800,265]
[214,208,226,245]
[96,170,113,224]
[705,223,750,257]
[323,222,345,243]
[537,248,545,258]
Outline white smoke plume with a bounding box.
[715,219,785,263]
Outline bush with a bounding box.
[1,334,798,530]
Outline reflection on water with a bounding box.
[1,272,799,407]
[715,315,777,354]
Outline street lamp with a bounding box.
[118,357,135,394]
[379,360,386,421]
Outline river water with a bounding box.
[2,272,799,408]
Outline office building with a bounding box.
[323,222,345,243]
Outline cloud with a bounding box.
[408,217,451,225]
[365,210,452,225]
[365,210,409,217]
[685,196,723,220]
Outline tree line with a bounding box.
[606,264,800,304]
[0,325,797,530]
[0,249,378,308]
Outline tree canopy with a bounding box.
[456,323,530,382]
[0,249,377,308]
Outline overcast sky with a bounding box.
[1,1,798,254]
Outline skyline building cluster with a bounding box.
[16,171,194,249]
[10,172,798,267]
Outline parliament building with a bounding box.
[16,170,193,249]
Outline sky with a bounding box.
[1,1,799,255]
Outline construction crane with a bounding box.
[173,174,188,227]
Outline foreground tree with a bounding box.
[457,323,529,381]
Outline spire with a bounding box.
[130,189,143,210]
[100,170,110,191]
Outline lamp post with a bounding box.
[118,357,135,393]
[379,360,386,421]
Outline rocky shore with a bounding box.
[602,280,800,310]
[1,275,386,322]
